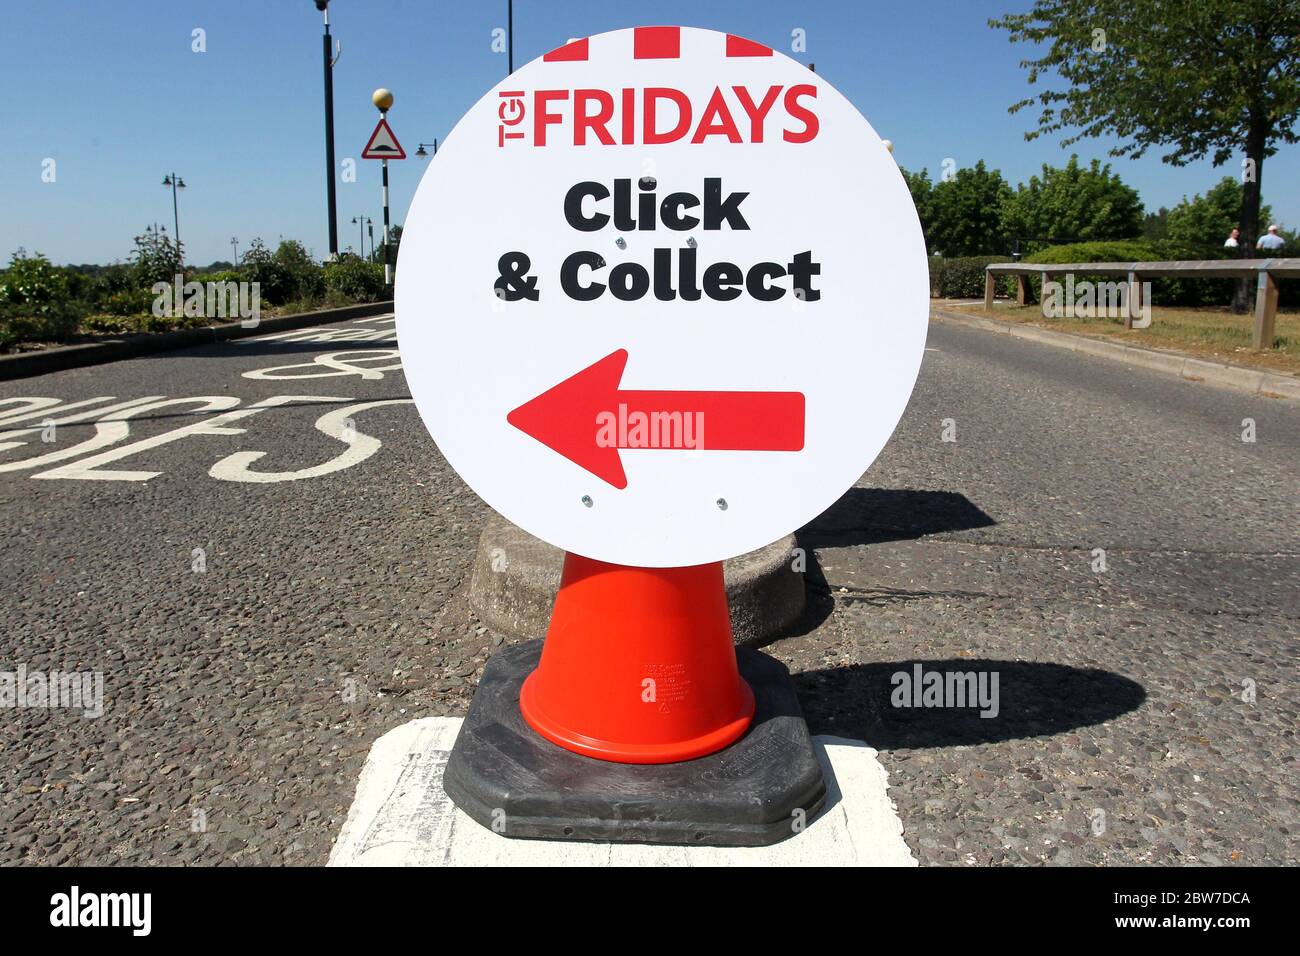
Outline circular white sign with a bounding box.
[397,26,928,567]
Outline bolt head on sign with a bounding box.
[396,26,928,568]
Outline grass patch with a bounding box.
[940,299,1300,376]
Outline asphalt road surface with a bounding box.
[1,314,1296,865]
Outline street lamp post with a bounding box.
[231,237,240,264]
[161,173,186,263]
[351,215,373,258]
[414,140,439,158]
[315,1,340,258]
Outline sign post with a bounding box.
[396,26,929,844]
[362,89,405,284]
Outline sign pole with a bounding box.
[381,158,391,284]
[363,88,404,284]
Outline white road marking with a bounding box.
[242,350,402,381]
[0,397,146,427]
[32,396,347,482]
[209,399,412,483]
[240,327,396,345]
[0,397,230,473]
[328,716,917,867]
[2,332,414,483]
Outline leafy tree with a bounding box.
[373,224,402,271]
[1142,208,1170,242]
[927,161,1013,257]
[991,0,1300,308]
[1165,177,1273,252]
[900,167,934,251]
[1000,155,1143,250]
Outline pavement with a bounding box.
[1,314,1296,865]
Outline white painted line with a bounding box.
[328,717,916,867]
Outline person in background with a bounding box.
[1256,224,1286,252]
[1224,228,1240,248]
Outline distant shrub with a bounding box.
[0,300,84,349]
[0,250,69,308]
[324,254,385,301]
[1023,240,1235,306]
[934,256,1003,299]
[81,314,132,334]
[239,239,292,305]
[273,240,324,301]
[103,287,156,316]
[926,256,944,296]
[0,252,88,347]
[129,232,183,289]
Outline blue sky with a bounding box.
[2,0,1295,266]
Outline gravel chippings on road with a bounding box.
[1,318,1296,865]
[1,324,491,865]
[771,323,1299,866]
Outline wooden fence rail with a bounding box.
[983,258,1300,348]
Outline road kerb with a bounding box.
[0,300,395,382]
[931,306,1299,401]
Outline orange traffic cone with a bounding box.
[519,553,755,764]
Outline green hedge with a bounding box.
[931,256,1003,299]
[0,300,85,349]
[1022,241,1244,307]
[324,256,385,302]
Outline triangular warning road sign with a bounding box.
[362,118,405,160]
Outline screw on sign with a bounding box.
[397,27,927,841]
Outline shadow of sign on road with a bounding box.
[775,488,999,640]
[798,487,998,548]
[795,659,1146,749]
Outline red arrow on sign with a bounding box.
[507,349,805,489]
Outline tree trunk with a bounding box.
[1232,118,1267,313]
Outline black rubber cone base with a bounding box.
[443,640,827,847]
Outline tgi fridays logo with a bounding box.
[492,27,822,306]
[496,27,819,148]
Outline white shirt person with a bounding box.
[1256,225,1285,251]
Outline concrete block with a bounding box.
[467,516,805,644]
[329,717,917,867]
